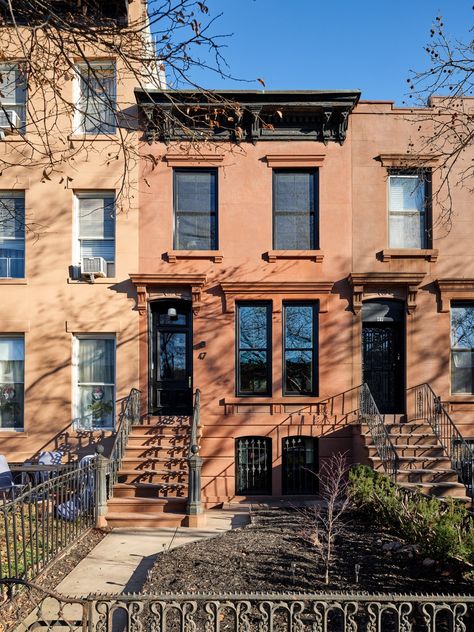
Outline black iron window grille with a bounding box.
[282,436,318,495]
[235,436,272,495]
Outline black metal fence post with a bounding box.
[95,444,109,528]
[186,445,203,525]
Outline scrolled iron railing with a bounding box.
[359,383,400,482]
[408,383,474,496]
[107,388,141,496]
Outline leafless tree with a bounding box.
[0,1,243,232]
[405,12,474,231]
[298,452,351,585]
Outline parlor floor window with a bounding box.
[283,302,318,395]
[0,336,24,431]
[236,302,272,396]
[451,303,474,394]
[75,336,115,429]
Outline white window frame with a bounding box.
[73,191,116,278]
[388,174,427,249]
[73,61,116,135]
[0,334,25,432]
[0,190,25,279]
[72,334,116,431]
[0,62,27,132]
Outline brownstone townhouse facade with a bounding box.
[0,3,474,522]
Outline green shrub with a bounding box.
[349,464,474,564]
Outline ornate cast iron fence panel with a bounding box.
[236,437,272,495]
[0,459,98,588]
[282,436,318,495]
[359,383,400,482]
[1,581,474,632]
[407,383,474,496]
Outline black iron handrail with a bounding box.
[188,388,201,457]
[407,383,474,495]
[359,383,399,482]
[107,388,141,494]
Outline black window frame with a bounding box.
[450,301,474,395]
[272,169,319,250]
[387,168,432,250]
[236,301,272,397]
[283,301,318,396]
[173,167,218,251]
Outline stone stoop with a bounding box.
[106,415,191,528]
[359,421,470,501]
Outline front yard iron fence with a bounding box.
[0,458,97,588]
[0,580,473,632]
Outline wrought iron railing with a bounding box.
[407,383,474,495]
[107,388,141,496]
[187,389,203,518]
[359,383,399,482]
[1,580,473,631]
[0,459,97,588]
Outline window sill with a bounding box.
[166,251,223,263]
[0,278,28,285]
[265,250,324,263]
[445,395,474,403]
[68,134,118,142]
[0,430,27,436]
[0,134,26,142]
[222,396,324,415]
[68,278,117,285]
[381,249,438,262]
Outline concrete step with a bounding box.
[112,483,189,502]
[365,444,445,458]
[106,511,187,528]
[384,423,433,435]
[121,456,187,470]
[389,433,439,446]
[370,456,452,471]
[400,481,469,500]
[118,468,187,485]
[107,497,181,514]
[395,468,460,484]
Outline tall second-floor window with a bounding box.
[76,62,116,134]
[0,63,27,132]
[236,302,272,396]
[283,303,318,395]
[451,303,474,394]
[174,169,217,250]
[76,192,115,277]
[388,173,430,249]
[0,191,25,278]
[273,170,318,250]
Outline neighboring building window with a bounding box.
[0,63,27,132]
[273,170,318,250]
[174,169,217,250]
[75,336,115,429]
[0,336,24,431]
[76,192,115,277]
[451,303,474,394]
[283,303,318,395]
[388,173,430,248]
[236,302,271,396]
[0,191,25,278]
[76,62,116,134]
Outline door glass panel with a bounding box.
[158,311,187,326]
[159,332,187,380]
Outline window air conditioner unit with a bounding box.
[81,256,107,278]
[0,110,21,133]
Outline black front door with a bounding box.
[362,323,404,414]
[150,301,192,416]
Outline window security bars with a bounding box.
[407,383,474,497]
[0,459,97,588]
[1,584,473,632]
[282,436,318,495]
[236,437,272,495]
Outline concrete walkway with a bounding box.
[58,507,250,597]
[14,508,250,632]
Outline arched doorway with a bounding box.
[362,299,405,414]
[149,300,193,416]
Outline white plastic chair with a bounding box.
[0,454,25,500]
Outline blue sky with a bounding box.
[189,0,472,105]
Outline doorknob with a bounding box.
[188,376,192,388]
